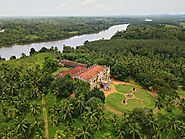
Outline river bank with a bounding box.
[0,24,129,59]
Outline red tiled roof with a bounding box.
[76,65,108,81]
[59,60,87,68]
[57,66,87,78]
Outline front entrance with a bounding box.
[100,81,111,91]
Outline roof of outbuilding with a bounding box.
[57,66,87,78]
[59,60,87,68]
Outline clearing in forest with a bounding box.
[104,80,156,113]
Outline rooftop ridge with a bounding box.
[73,66,88,77]
[75,65,109,81]
[75,64,96,76]
[57,66,86,78]
[87,65,109,80]
[59,59,87,67]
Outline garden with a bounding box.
[106,84,156,113]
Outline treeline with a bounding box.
[113,23,185,41]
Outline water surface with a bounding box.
[0,24,129,59]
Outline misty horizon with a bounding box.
[0,0,185,16]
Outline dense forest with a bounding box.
[113,23,185,41]
[0,18,185,139]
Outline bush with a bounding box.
[52,75,74,98]
[111,63,129,81]
[88,88,105,103]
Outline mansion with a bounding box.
[57,60,111,90]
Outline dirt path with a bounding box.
[103,82,126,97]
[153,107,159,114]
[150,90,158,100]
[112,79,142,88]
[42,95,49,139]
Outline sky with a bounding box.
[0,0,185,16]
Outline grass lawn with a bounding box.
[0,52,57,69]
[106,84,155,113]
[30,93,58,139]
[115,84,135,94]
[134,88,155,108]
[45,93,57,107]
[106,93,126,112]
[52,66,70,76]
[45,93,58,138]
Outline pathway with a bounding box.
[153,107,159,114]
[150,90,158,99]
[112,79,141,88]
[42,95,49,139]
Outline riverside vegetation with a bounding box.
[0,17,129,47]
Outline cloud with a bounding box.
[80,0,95,6]
[56,3,67,10]
[56,0,105,10]
[1,0,185,16]
[54,0,113,16]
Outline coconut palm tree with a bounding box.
[54,130,66,139]
[13,119,32,139]
[155,99,163,110]
[49,105,61,126]
[76,127,91,139]
[163,118,185,138]
[30,103,41,118]
[103,133,112,139]
[33,119,44,139]
[147,119,161,138]
[61,100,74,121]
[1,128,14,139]
[75,94,85,115]
[128,122,142,139]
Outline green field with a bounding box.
[0,52,57,69]
[106,84,155,112]
[115,84,136,94]
[52,67,70,76]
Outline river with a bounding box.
[0,24,129,59]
